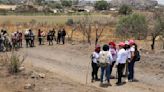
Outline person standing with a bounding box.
[0,34,3,51]
[38,29,42,45]
[108,42,117,78]
[99,44,113,87]
[57,30,62,44]
[128,40,138,82]
[61,28,66,44]
[124,41,131,80]
[116,42,127,85]
[18,32,23,48]
[47,30,53,45]
[29,29,35,47]
[91,45,101,82]
[52,28,56,41]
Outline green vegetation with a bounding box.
[94,0,109,10]
[116,13,148,39]
[119,5,132,15]
[61,0,72,7]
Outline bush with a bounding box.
[66,18,74,26]
[8,52,26,74]
[116,13,148,39]
[119,5,132,15]
[94,0,110,10]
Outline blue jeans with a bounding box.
[128,60,136,80]
[100,64,111,83]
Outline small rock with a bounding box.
[19,67,25,71]
[39,73,46,78]
[31,72,39,79]
[24,83,32,89]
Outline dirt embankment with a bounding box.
[0,43,164,92]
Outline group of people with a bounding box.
[0,27,67,52]
[91,40,140,87]
[0,30,22,51]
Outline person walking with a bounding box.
[99,44,113,87]
[91,45,101,82]
[108,42,117,78]
[116,42,127,86]
[61,28,66,44]
[57,30,62,44]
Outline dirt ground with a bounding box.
[0,42,164,92]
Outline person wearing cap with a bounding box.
[123,41,131,82]
[99,44,113,86]
[116,42,127,85]
[108,42,117,78]
[128,40,137,82]
[91,45,101,82]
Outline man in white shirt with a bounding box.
[116,42,127,85]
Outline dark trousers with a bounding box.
[38,38,42,45]
[91,62,99,80]
[48,40,53,45]
[117,63,125,83]
[26,39,29,47]
[110,61,116,75]
[128,60,136,80]
[62,36,65,44]
[57,36,61,44]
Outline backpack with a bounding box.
[99,51,109,67]
[134,50,141,61]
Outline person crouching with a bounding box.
[99,44,113,87]
[116,42,127,86]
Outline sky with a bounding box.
[157,0,164,5]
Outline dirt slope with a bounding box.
[18,43,164,92]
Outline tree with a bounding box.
[116,13,148,40]
[119,5,132,15]
[47,2,62,9]
[94,0,109,10]
[150,9,164,50]
[61,0,72,7]
[78,15,92,45]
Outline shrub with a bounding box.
[116,13,148,39]
[8,52,26,74]
[94,0,110,10]
[119,5,132,15]
[66,18,74,26]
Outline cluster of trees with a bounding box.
[116,5,164,50]
[34,0,111,10]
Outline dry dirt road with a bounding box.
[20,43,164,92]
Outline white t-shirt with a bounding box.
[92,52,100,64]
[109,48,117,62]
[130,45,135,58]
[116,48,127,64]
[126,48,131,59]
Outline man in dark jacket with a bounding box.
[61,28,66,44]
[57,30,61,44]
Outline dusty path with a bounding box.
[21,44,164,92]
